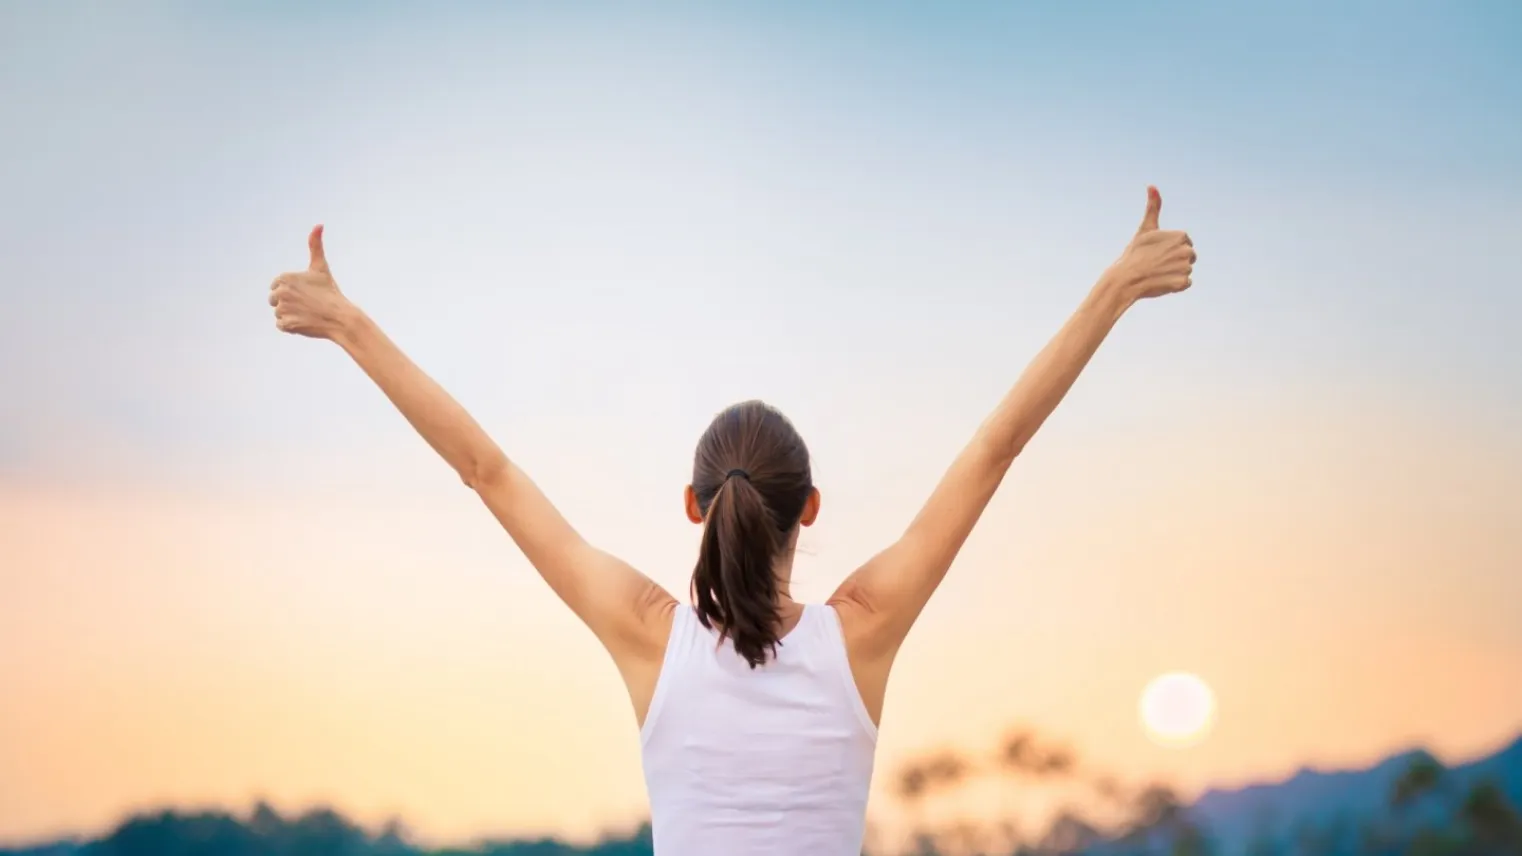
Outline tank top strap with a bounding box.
[813,604,879,741]
[640,605,700,745]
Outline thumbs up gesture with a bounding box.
[1104,187,1196,302]
[269,225,354,339]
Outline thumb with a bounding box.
[308,224,329,273]
[1137,186,1162,234]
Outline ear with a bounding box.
[799,487,821,527]
[684,485,703,524]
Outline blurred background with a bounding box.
[2,2,1519,854]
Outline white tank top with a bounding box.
[639,603,879,856]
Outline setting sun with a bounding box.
[1140,672,1217,748]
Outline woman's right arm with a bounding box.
[830,188,1197,692]
[270,227,676,662]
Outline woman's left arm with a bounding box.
[830,187,1197,665]
[269,226,676,658]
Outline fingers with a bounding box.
[270,275,292,320]
[269,273,293,307]
[1138,186,1162,233]
[1137,272,1192,296]
[1138,238,1195,297]
[1162,243,1196,276]
[308,224,329,274]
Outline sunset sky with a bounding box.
[2,0,1520,848]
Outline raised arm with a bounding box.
[832,187,1196,667]
[268,227,676,662]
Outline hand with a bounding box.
[269,225,354,339]
[1103,186,1196,303]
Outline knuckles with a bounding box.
[1137,229,1192,251]
[269,271,319,334]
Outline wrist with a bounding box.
[1091,272,1137,320]
[328,301,372,350]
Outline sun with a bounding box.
[1139,672,1216,748]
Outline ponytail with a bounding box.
[688,400,815,668]
[692,474,784,668]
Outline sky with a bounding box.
[2,0,1521,847]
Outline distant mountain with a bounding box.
[1187,734,1522,854]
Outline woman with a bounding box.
[268,187,1195,855]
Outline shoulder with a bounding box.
[827,577,897,663]
[573,554,681,669]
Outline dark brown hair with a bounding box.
[690,400,814,668]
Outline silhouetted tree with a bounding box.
[1392,752,1447,811]
[897,749,974,802]
[1460,780,1522,854]
[998,731,1077,780]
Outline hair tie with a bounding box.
[725,468,751,483]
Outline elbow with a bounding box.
[977,433,1021,471]
[462,451,511,491]
[1004,441,1026,465]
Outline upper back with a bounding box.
[639,604,878,856]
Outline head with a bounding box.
[685,400,820,668]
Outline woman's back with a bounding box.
[640,604,877,855]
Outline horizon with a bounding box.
[2,0,1520,850]
[8,726,1521,850]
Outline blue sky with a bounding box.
[2,1,1520,844]
[3,1,1518,490]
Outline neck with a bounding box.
[773,543,798,602]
